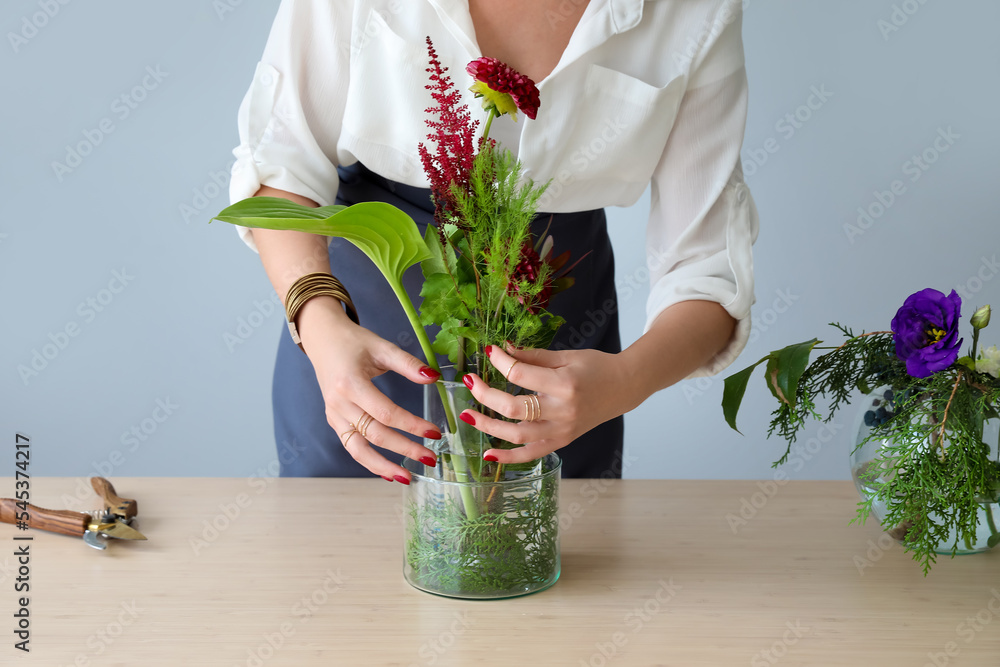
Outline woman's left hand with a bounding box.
[458,343,637,464]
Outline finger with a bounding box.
[458,407,545,447]
[502,341,566,369]
[330,408,437,483]
[483,439,558,465]
[351,380,444,441]
[485,344,557,391]
[374,340,442,384]
[462,373,541,422]
[330,411,409,482]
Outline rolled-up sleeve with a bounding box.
[228,0,347,253]
[643,6,759,377]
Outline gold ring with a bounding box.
[356,412,375,439]
[341,429,359,448]
[522,394,541,422]
[507,359,520,377]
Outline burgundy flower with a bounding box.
[506,235,588,314]
[891,288,963,378]
[417,38,479,230]
[466,57,540,120]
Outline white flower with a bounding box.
[976,345,1000,378]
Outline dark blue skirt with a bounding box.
[273,163,624,478]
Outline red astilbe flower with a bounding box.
[466,57,540,120]
[417,37,479,233]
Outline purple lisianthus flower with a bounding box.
[890,288,963,378]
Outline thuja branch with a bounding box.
[937,371,963,460]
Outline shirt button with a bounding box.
[259,71,274,87]
[736,185,747,203]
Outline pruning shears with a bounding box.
[0,477,147,550]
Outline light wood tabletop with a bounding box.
[0,477,997,666]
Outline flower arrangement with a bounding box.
[722,288,1000,573]
[214,40,576,596]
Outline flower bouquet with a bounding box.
[722,288,1000,573]
[214,40,580,597]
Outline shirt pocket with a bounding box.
[340,8,430,179]
[528,65,687,208]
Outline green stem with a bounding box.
[389,279,480,520]
[482,109,497,144]
[971,327,980,364]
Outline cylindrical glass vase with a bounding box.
[402,378,561,599]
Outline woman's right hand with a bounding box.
[295,294,443,483]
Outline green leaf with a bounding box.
[956,356,975,371]
[722,356,770,434]
[988,533,1000,549]
[214,197,431,282]
[771,339,820,409]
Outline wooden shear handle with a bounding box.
[90,478,138,519]
[0,499,88,537]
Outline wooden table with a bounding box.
[1,478,997,666]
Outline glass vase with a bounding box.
[850,388,1000,554]
[401,375,561,599]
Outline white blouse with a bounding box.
[229,0,759,377]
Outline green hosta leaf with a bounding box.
[213,195,439,371]
[214,197,431,281]
[722,355,770,434]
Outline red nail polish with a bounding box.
[462,374,474,390]
[419,456,436,467]
[483,454,498,462]
[424,429,442,439]
[394,475,411,485]
[381,475,394,482]
[484,345,493,357]
[459,412,476,426]
[419,366,441,379]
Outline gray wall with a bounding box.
[2,1,997,480]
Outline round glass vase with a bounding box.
[849,388,1000,554]
[401,376,561,599]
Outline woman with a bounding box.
[228,0,759,482]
